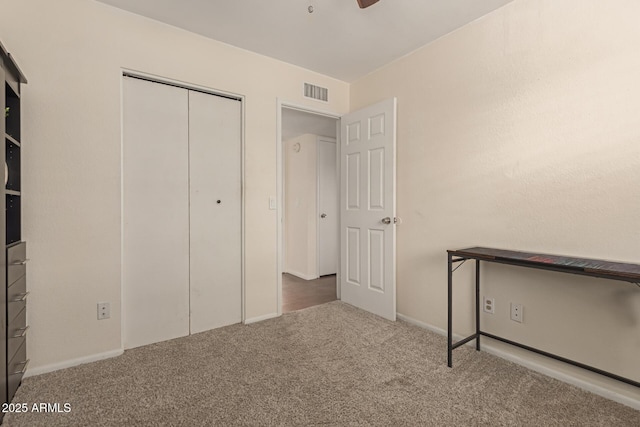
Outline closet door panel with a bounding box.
[123,77,190,349]
[188,91,242,333]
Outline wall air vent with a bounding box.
[303,83,328,102]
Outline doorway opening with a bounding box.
[278,103,340,314]
[278,98,397,320]
[282,273,336,313]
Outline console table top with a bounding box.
[448,247,640,282]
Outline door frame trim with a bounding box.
[120,69,247,348]
[316,136,338,278]
[276,99,341,316]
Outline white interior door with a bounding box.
[318,138,338,276]
[189,90,242,333]
[123,76,190,349]
[340,98,397,321]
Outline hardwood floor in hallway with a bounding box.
[282,273,337,313]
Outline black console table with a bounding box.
[447,247,640,388]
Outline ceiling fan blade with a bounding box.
[357,0,380,9]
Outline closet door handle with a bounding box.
[12,325,29,338]
[12,292,29,302]
[11,259,29,265]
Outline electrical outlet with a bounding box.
[483,297,495,314]
[97,302,110,320]
[510,303,523,323]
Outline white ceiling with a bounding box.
[96,0,514,82]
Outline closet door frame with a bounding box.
[120,69,246,347]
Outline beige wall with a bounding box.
[0,0,349,371]
[284,134,318,280]
[351,0,640,398]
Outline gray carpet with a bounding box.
[4,301,639,426]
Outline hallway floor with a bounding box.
[282,273,337,313]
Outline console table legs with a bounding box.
[447,253,453,367]
[448,254,478,367]
[475,260,480,351]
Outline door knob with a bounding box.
[320,213,327,218]
[381,217,397,224]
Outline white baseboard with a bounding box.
[397,313,450,336]
[284,270,318,281]
[244,312,279,324]
[23,313,281,377]
[24,349,124,378]
[396,313,640,411]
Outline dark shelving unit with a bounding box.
[1,40,28,417]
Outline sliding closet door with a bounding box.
[123,77,190,349]
[188,91,242,333]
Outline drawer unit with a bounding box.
[7,307,27,363]
[5,242,29,408]
[7,241,27,286]
[7,341,28,403]
[6,241,27,405]
[7,275,27,323]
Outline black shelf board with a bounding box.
[5,134,20,147]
